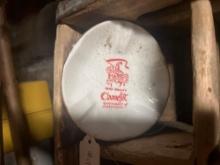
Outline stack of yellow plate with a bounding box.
[2,81,53,153]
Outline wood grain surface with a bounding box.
[0,7,32,165]
[191,0,220,164]
[57,0,182,31]
[53,24,82,165]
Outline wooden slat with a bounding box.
[191,0,220,165]
[56,0,96,21]
[161,64,176,122]
[0,7,32,165]
[101,131,193,165]
[138,0,190,29]
[57,0,182,31]
[138,0,220,29]
[56,0,220,31]
[53,24,82,165]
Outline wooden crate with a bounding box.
[53,0,220,165]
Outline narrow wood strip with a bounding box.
[57,0,182,30]
[0,7,32,165]
[53,24,81,165]
[191,0,219,164]
[101,131,193,165]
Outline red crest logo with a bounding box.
[105,59,129,87]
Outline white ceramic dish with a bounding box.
[62,20,170,141]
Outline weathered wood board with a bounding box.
[56,0,182,31]
[191,0,220,165]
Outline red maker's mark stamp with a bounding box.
[100,58,129,109]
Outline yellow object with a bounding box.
[2,81,53,153]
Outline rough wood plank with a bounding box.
[138,0,220,29]
[161,64,176,122]
[0,7,32,165]
[53,24,82,165]
[57,0,220,31]
[138,0,190,29]
[56,0,96,21]
[101,131,193,165]
[57,0,182,31]
[191,1,220,165]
